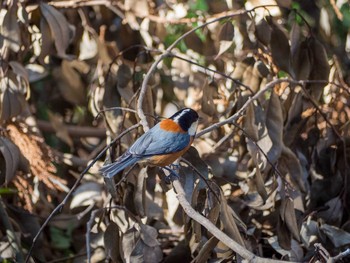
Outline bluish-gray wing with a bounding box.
[129,124,190,157]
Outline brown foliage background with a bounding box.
[1,0,350,262]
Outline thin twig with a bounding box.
[169,53,254,94]
[196,78,293,137]
[25,123,141,263]
[36,120,106,138]
[137,9,247,131]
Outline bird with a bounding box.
[100,108,199,178]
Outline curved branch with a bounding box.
[137,9,247,131]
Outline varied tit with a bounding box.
[100,108,199,178]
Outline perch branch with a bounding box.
[171,179,296,263]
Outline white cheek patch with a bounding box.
[188,120,198,136]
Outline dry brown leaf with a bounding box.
[215,21,235,59]
[201,80,218,116]
[40,3,71,57]
[0,77,26,122]
[219,191,245,246]
[1,2,21,52]
[104,222,121,262]
[193,236,219,262]
[292,39,312,80]
[265,91,283,164]
[280,198,301,242]
[255,18,271,46]
[0,137,22,184]
[307,36,330,101]
[39,15,54,61]
[268,18,291,73]
[134,168,147,218]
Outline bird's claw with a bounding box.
[163,166,180,184]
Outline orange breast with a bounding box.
[145,137,193,166]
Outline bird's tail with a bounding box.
[99,152,140,178]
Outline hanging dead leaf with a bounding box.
[265,91,283,164]
[220,191,245,246]
[242,63,260,93]
[139,224,160,247]
[0,77,26,122]
[201,80,218,116]
[40,3,72,57]
[0,137,28,184]
[307,36,330,101]
[244,103,259,141]
[133,168,147,218]
[1,2,21,52]
[279,145,307,193]
[292,39,311,80]
[215,21,235,59]
[194,236,219,262]
[280,198,301,242]
[104,222,121,262]
[121,227,143,263]
[268,18,291,74]
[255,18,271,46]
[39,15,54,61]
[290,21,301,58]
[9,61,30,98]
[251,153,268,203]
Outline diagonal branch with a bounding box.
[171,179,297,263]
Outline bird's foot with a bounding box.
[163,166,180,184]
[167,163,180,171]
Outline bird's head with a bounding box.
[170,108,199,136]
